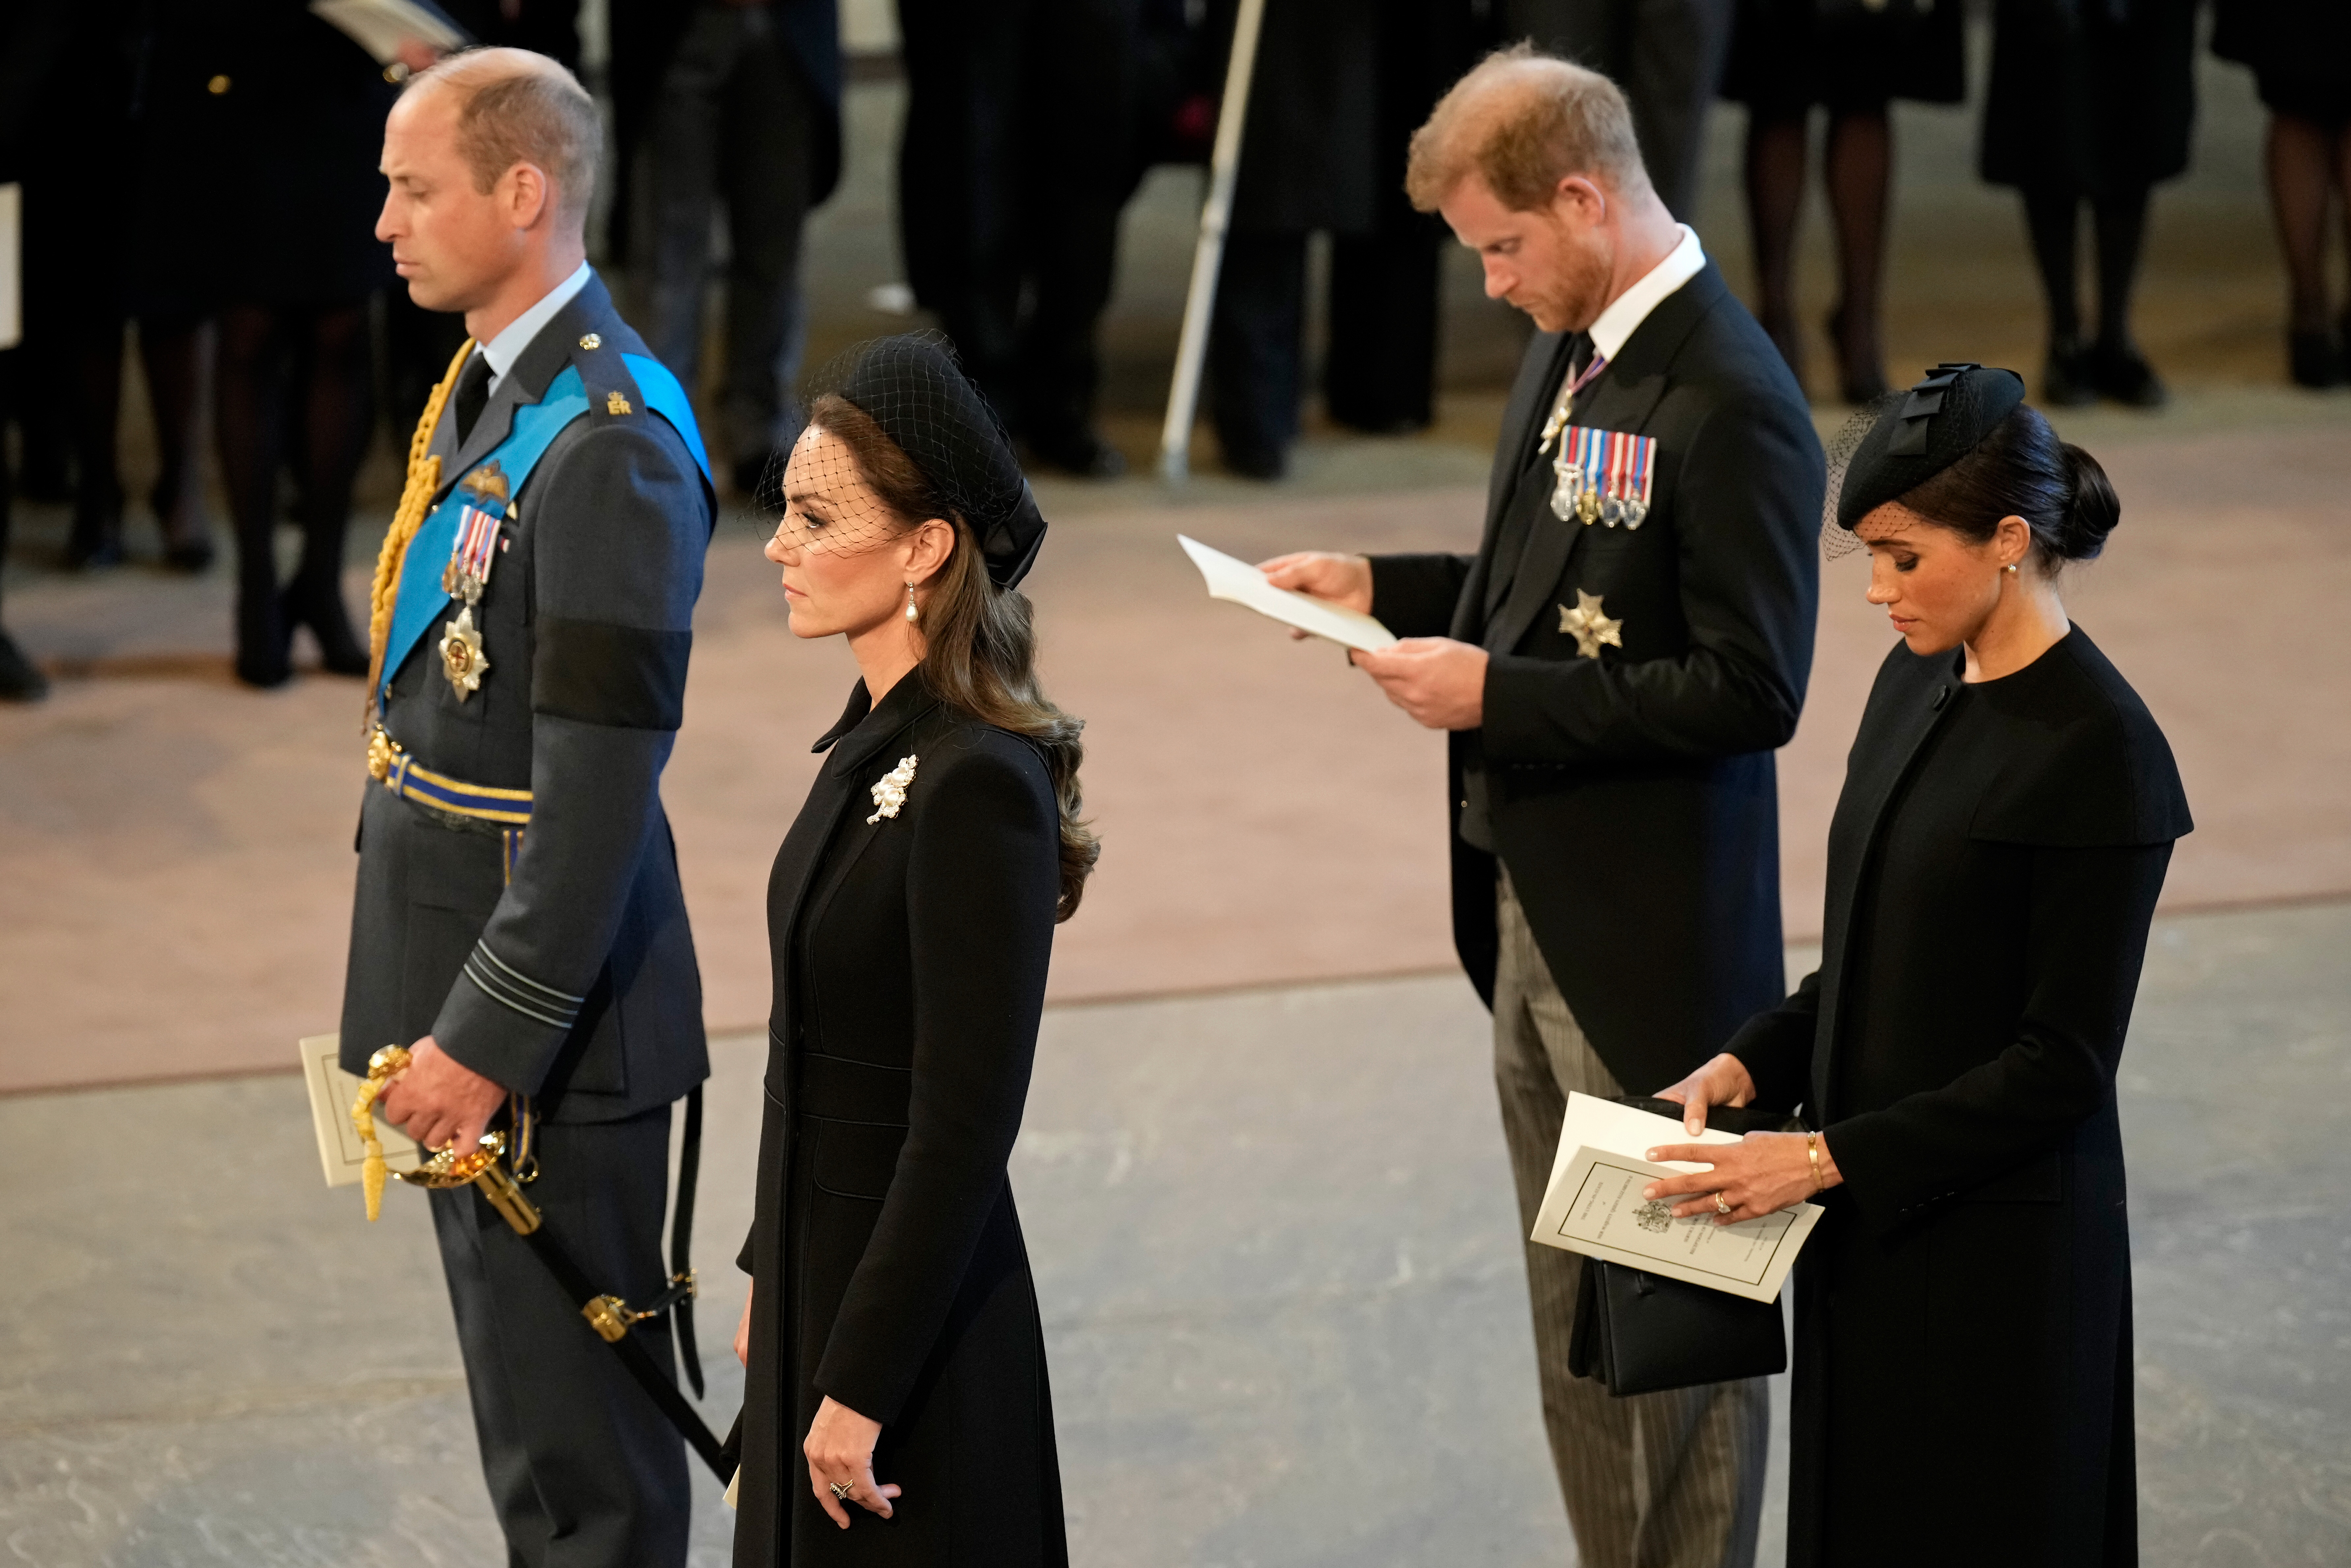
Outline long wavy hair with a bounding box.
[805,392,1100,921]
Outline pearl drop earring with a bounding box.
[904,582,920,624]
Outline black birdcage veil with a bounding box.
[758,330,1048,589]
[1820,395,1902,560]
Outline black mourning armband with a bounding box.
[532,616,693,730]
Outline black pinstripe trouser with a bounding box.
[1494,873,1769,1568]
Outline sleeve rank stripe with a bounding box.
[471,940,588,1006]
[464,954,581,1030]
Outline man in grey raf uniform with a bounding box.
[341,48,715,1567]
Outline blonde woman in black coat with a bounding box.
[1643,366,2190,1566]
[728,335,1095,1565]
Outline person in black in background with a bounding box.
[730,333,1093,1560]
[1719,0,1964,402]
[1646,365,2189,1566]
[1982,0,2197,409]
[609,0,841,496]
[4,1,215,574]
[2214,0,2351,389]
[140,0,401,686]
[1263,51,1818,1562]
[1501,0,1734,223]
[894,0,1139,479]
[1207,0,1484,479]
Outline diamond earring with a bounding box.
[904,582,920,624]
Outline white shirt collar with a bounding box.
[477,261,594,393]
[1585,225,1705,365]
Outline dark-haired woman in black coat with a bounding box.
[729,336,1092,1565]
[1643,366,2190,1565]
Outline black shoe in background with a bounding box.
[66,496,127,569]
[1027,425,1126,480]
[1219,438,1288,482]
[2288,329,2344,390]
[156,484,217,572]
[2090,337,2168,408]
[235,590,294,689]
[285,583,369,677]
[0,630,48,702]
[2042,337,2098,407]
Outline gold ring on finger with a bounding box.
[1714,1192,1732,1216]
[830,1481,853,1501]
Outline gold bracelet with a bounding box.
[1806,1132,1823,1192]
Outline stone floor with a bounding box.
[4,901,2346,1566]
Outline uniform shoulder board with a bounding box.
[564,332,713,487]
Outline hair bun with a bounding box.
[2054,442,2120,562]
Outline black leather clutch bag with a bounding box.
[1563,1098,1800,1398]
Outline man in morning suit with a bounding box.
[342,48,715,1567]
[1263,49,1822,1566]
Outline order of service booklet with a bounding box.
[300,1032,423,1189]
[1176,535,1399,653]
[1530,1091,1823,1304]
[308,0,468,65]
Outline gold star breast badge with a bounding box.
[439,606,491,699]
[1558,589,1623,659]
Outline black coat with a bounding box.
[340,276,715,1122]
[1727,627,2192,1567]
[735,674,1067,1566]
[2212,0,2351,94]
[1980,0,2198,197]
[132,0,400,310]
[1719,0,1967,112]
[1368,261,1822,1095]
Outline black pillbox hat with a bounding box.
[831,332,1049,589]
[1836,363,2028,532]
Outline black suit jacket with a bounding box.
[1369,260,1822,1094]
[339,275,716,1122]
[1723,628,2189,1564]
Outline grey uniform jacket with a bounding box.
[339,274,716,1123]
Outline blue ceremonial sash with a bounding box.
[623,351,712,483]
[381,358,711,700]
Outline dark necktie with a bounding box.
[451,351,494,446]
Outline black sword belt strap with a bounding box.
[490,1193,732,1479]
[672,1084,704,1398]
[459,1085,726,1480]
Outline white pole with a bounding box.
[1158,0,1268,484]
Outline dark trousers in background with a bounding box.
[432,1104,691,1568]
[895,0,1137,446]
[1503,0,1735,221]
[1207,223,1447,472]
[213,300,373,687]
[646,4,818,487]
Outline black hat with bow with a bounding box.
[1834,363,2029,534]
[820,331,1049,589]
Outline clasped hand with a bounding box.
[378,1036,507,1156]
[1644,1052,1841,1224]
[1258,551,1487,730]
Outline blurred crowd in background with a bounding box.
[0,0,2343,706]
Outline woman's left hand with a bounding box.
[1642,1131,1839,1224]
[805,1396,900,1528]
